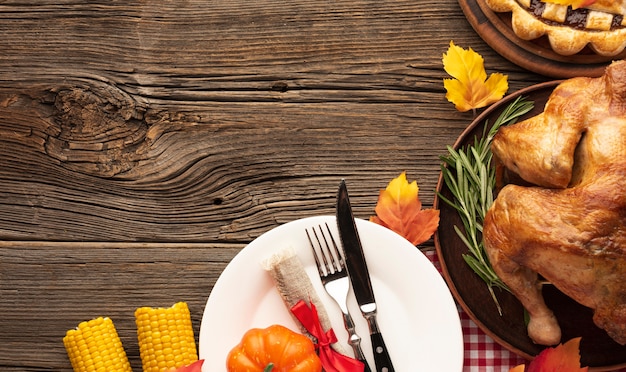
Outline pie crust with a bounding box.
[485,0,626,56]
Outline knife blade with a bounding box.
[336,179,395,372]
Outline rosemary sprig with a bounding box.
[438,96,534,313]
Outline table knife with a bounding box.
[336,179,395,372]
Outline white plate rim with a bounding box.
[198,215,463,371]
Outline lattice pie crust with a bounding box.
[485,0,626,55]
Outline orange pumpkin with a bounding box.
[226,324,322,372]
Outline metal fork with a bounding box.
[306,223,372,372]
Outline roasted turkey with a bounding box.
[483,60,626,346]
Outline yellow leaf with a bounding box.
[443,41,508,112]
[370,172,440,246]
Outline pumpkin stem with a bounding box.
[263,363,274,372]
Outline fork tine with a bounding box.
[306,228,325,277]
[314,226,335,275]
[306,223,371,370]
[307,224,342,276]
[315,225,334,274]
[322,222,345,272]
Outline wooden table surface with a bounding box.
[0,1,557,370]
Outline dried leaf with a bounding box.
[370,172,440,245]
[443,41,508,112]
[170,360,204,372]
[509,338,588,372]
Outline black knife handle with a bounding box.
[370,332,394,372]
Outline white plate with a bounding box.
[199,216,463,371]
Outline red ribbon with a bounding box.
[291,300,365,372]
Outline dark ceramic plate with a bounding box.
[458,0,626,79]
[433,81,626,371]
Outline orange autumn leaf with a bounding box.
[509,338,588,372]
[370,172,440,245]
[443,41,508,112]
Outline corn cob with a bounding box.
[135,302,198,372]
[63,317,132,372]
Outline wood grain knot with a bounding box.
[270,82,289,92]
[45,82,149,178]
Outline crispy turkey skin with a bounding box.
[483,60,626,346]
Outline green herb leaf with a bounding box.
[439,96,534,313]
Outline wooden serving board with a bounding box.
[435,82,626,370]
[459,0,626,78]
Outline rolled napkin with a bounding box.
[262,247,346,355]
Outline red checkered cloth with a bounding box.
[423,249,626,372]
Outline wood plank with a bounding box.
[0,85,494,242]
[0,242,240,371]
[0,1,513,74]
